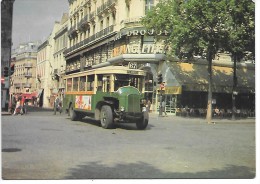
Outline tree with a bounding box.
[142,0,228,123]
[222,0,255,120]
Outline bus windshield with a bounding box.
[114,74,142,91]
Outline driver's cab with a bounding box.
[95,73,144,93]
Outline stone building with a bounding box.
[64,0,165,110]
[36,39,53,108]
[36,13,69,108]
[53,13,69,102]
[10,41,41,105]
[63,0,254,114]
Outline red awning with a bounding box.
[21,93,37,99]
[31,92,38,96]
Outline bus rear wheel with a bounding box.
[100,105,114,129]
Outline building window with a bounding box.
[106,17,109,27]
[145,0,154,14]
[100,20,103,31]
[93,24,96,35]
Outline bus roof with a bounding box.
[64,66,146,78]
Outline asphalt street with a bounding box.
[1,108,256,179]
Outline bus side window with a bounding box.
[67,78,72,91]
[97,75,103,91]
[87,75,94,91]
[105,76,110,92]
[79,76,86,91]
[73,77,79,91]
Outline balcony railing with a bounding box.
[23,63,33,68]
[97,0,116,15]
[24,83,31,88]
[14,83,22,88]
[24,73,32,77]
[64,25,114,55]
[89,11,96,20]
[68,25,77,37]
[78,15,89,31]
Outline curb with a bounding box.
[148,113,255,124]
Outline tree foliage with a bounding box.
[141,0,255,123]
[224,0,255,61]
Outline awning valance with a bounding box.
[21,93,37,99]
[166,61,255,94]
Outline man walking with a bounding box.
[162,100,167,116]
[54,96,61,115]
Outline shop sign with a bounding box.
[114,29,169,41]
[112,43,165,57]
[164,86,182,94]
[126,29,169,37]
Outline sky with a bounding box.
[12,0,69,48]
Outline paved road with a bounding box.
[1,109,256,179]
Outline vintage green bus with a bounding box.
[63,66,149,129]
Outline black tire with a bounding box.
[136,111,149,130]
[100,105,114,129]
[69,106,78,121]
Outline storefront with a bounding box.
[157,60,255,116]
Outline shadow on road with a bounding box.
[64,161,255,179]
[68,116,154,130]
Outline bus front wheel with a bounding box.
[136,111,149,130]
[100,105,114,129]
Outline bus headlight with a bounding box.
[120,106,125,112]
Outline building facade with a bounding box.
[53,13,69,102]
[10,41,41,105]
[36,13,69,108]
[36,39,52,107]
[64,0,164,111]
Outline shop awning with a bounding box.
[166,61,255,94]
[21,93,37,99]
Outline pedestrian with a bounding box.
[13,97,21,115]
[147,100,151,113]
[20,96,27,114]
[11,95,17,114]
[54,96,61,115]
[162,100,167,116]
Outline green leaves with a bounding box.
[224,0,255,59]
[141,0,255,61]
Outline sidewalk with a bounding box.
[1,105,53,116]
[1,110,11,116]
[148,112,255,124]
